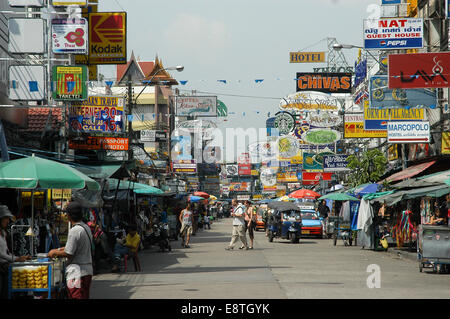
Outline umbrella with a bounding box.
[0,155,99,190]
[319,193,360,201]
[209,195,217,200]
[194,191,210,199]
[188,195,205,203]
[276,195,296,202]
[288,188,321,199]
[268,201,301,211]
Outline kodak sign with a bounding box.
[296,72,352,93]
[89,12,126,65]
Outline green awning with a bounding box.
[106,179,163,194]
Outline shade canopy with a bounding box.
[348,183,380,196]
[194,191,210,199]
[0,155,100,190]
[188,195,205,203]
[106,179,163,194]
[288,188,321,199]
[319,193,360,201]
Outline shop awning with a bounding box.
[370,184,450,206]
[106,179,163,194]
[417,169,450,184]
[383,161,436,183]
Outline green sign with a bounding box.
[53,65,88,101]
[302,153,323,172]
[217,99,228,117]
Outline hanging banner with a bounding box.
[52,65,88,101]
[344,113,387,138]
[363,18,423,50]
[387,121,430,143]
[280,91,340,112]
[89,12,127,65]
[388,52,450,89]
[442,132,450,155]
[175,96,218,117]
[364,101,425,131]
[68,137,128,150]
[52,18,88,54]
[296,72,352,93]
[354,59,367,88]
[69,96,124,133]
[290,52,325,63]
[370,75,437,109]
[323,155,349,172]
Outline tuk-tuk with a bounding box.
[267,201,302,243]
[256,205,268,231]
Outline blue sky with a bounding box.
[99,0,379,158]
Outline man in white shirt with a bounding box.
[225,199,248,250]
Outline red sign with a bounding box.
[69,137,129,150]
[301,172,333,185]
[389,52,450,89]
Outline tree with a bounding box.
[346,149,387,188]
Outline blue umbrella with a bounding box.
[189,195,205,203]
[351,183,380,196]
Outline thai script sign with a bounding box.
[323,155,350,172]
[363,18,423,50]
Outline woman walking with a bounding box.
[244,200,257,249]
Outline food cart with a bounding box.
[418,225,450,273]
[8,257,65,299]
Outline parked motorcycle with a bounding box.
[144,223,171,252]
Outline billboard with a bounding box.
[8,18,45,53]
[89,12,127,64]
[303,153,324,172]
[344,113,387,138]
[296,72,352,93]
[354,59,367,88]
[172,160,197,174]
[226,164,238,176]
[363,18,423,50]
[8,0,43,6]
[68,137,128,150]
[388,52,450,89]
[175,96,217,117]
[363,101,425,131]
[302,172,333,185]
[442,132,450,155]
[369,75,437,109]
[9,66,45,101]
[323,155,350,172]
[280,91,340,112]
[290,52,325,63]
[52,65,88,101]
[387,121,430,143]
[69,96,124,133]
[229,182,251,192]
[277,172,298,183]
[52,18,88,54]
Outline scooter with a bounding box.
[145,223,171,252]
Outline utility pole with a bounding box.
[127,74,134,160]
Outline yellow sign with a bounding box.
[442,132,450,155]
[290,52,325,63]
[52,189,72,200]
[252,195,263,200]
[277,172,298,183]
[364,100,424,121]
[388,144,399,161]
[407,0,418,17]
[276,190,286,197]
[344,114,387,138]
[251,170,259,176]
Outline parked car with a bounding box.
[300,209,323,238]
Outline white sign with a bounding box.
[175,96,217,117]
[363,18,423,50]
[387,121,430,143]
[9,66,45,101]
[8,18,45,54]
[140,130,155,142]
[280,91,341,112]
[237,195,250,201]
[260,168,277,187]
[8,0,44,6]
[52,18,88,54]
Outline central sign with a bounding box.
[296,72,352,93]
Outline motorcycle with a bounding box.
[144,223,172,252]
[267,202,302,244]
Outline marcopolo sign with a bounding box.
[363,18,423,50]
[387,121,430,143]
[296,72,352,94]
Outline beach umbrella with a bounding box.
[276,195,296,202]
[318,193,360,201]
[288,188,321,199]
[188,195,205,203]
[194,191,210,199]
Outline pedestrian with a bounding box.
[48,201,94,299]
[110,224,141,272]
[179,203,194,248]
[225,199,248,250]
[0,205,31,299]
[192,203,199,236]
[87,221,113,274]
[204,213,211,230]
[244,200,257,249]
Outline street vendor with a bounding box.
[111,224,140,272]
[427,208,446,226]
[0,205,31,298]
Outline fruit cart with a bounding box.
[8,258,65,299]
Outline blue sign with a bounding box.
[323,155,349,172]
[381,0,401,4]
[354,59,367,88]
[369,76,437,109]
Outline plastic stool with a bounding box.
[123,252,141,272]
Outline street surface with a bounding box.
[91,218,450,299]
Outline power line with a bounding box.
[177,89,281,100]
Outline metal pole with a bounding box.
[127,74,133,160]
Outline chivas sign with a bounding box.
[296,72,352,93]
[389,52,450,89]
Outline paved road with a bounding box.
[91,217,450,299]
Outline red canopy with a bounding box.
[194,191,210,199]
[288,188,321,199]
